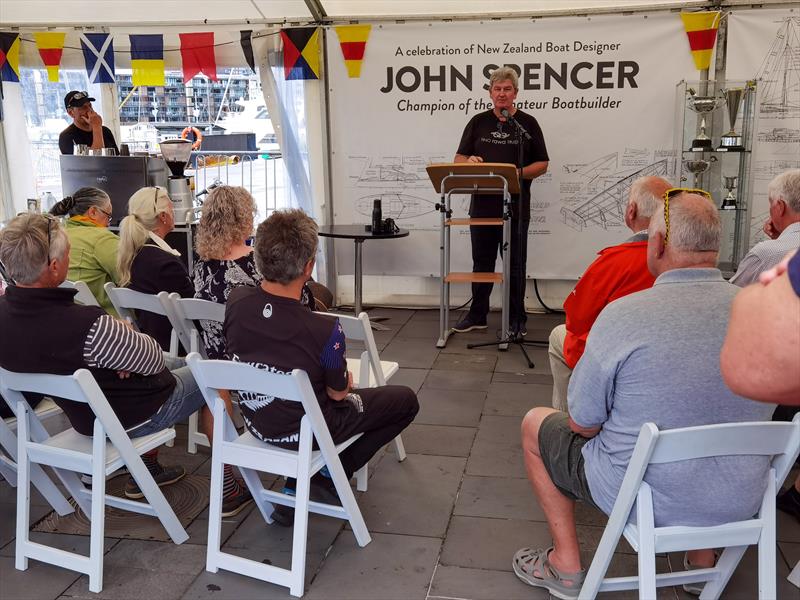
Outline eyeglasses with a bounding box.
[43,214,59,262]
[97,206,113,221]
[662,187,712,243]
[154,188,159,212]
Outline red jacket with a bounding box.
[563,240,655,369]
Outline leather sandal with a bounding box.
[513,546,585,600]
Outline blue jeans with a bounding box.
[126,355,206,439]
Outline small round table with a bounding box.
[318,224,409,327]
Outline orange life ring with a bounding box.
[180,126,203,150]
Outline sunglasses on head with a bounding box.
[662,187,712,243]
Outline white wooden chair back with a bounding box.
[60,280,100,307]
[0,366,188,593]
[166,293,225,358]
[579,415,800,599]
[103,283,179,356]
[186,353,370,597]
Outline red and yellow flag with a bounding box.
[35,32,66,82]
[680,11,721,71]
[334,25,371,78]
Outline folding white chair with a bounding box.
[579,415,800,600]
[103,283,180,356]
[0,393,73,516]
[0,366,189,593]
[186,353,371,598]
[336,311,406,469]
[60,280,101,307]
[164,293,226,453]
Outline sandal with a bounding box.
[682,551,719,596]
[513,546,586,600]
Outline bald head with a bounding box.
[625,176,672,232]
[647,192,720,275]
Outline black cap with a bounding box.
[64,90,95,109]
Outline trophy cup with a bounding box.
[683,157,717,187]
[720,175,738,210]
[686,88,724,151]
[718,88,745,151]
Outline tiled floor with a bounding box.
[1,308,798,599]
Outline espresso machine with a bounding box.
[159,139,195,223]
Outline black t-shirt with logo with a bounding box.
[223,286,348,443]
[456,109,549,218]
[58,123,119,155]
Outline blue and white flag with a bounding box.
[80,33,115,83]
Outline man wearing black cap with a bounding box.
[59,90,119,155]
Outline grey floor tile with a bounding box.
[484,382,553,416]
[387,367,428,394]
[380,337,441,370]
[394,318,442,339]
[0,502,52,550]
[429,564,547,600]
[386,423,476,458]
[438,332,507,355]
[366,307,415,326]
[465,415,526,479]
[184,500,256,547]
[0,555,81,600]
[432,353,497,372]
[354,453,466,538]
[423,369,492,392]
[492,371,554,385]
[454,475,544,521]
[181,565,308,600]
[779,541,799,568]
[777,507,800,543]
[303,532,441,600]
[593,553,674,599]
[223,509,343,556]
[98,539,208,574]
[416,387,486,427]
[0,531,116,558]
[62,567,198,600]
[494,345,552,375]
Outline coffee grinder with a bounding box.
[159,139,195,223]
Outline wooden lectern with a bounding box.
[425,163,519,350]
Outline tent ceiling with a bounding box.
[1,0,738,27]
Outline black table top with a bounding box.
[317,224,410,240]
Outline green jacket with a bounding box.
[65,218,120,316]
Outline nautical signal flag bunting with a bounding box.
[180,32,218,83]
[280,27,320,80]
[680,11,721,71]
[334,25,371,78]
[0,32,21,83]
[130,34,165,86]
[34,33,66,82]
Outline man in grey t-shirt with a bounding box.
[512,192,775,599]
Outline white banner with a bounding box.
[727,9,800,250]
[327,14,698,279]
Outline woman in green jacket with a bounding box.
[50,187,119,315]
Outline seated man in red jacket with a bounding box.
[548,176,671,411]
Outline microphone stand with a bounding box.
[465,109,547,369]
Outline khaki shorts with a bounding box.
[538,412,599,510]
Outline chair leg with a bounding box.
[14,403,30,572]
[392,434,406,462]
[355,464,368,492]
[757,470,777,600]
[187,411,199,455]
[88,421,106,593]
[206,429,225,573]
[699,546,747,600]
[289,420,313,598]
[635,487,656,600]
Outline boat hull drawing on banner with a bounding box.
[756,17,800,119]
[355,193,436,223]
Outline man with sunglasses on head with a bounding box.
[547,176,671,412]
[0,214,208,502]
[513,191,775,599]
[59,90,119,155]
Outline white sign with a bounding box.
[327,14,698,279]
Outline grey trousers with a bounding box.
[547,324,573,412]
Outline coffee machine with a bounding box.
[159,139,195,223]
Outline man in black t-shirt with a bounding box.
[224,209,418,525]
[59,90,119,155]
[454,67,549,339]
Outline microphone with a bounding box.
[195,179,223,199]
[500,108,532,141]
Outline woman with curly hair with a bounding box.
[50,187,119,315]
[116,186,194,350]
[192,186,321,359]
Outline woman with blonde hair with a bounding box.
[193,185,318,359]
[117,186,193,350]
[50,187,119,314]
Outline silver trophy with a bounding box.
[718,88,745,151]
[687,88,724,151]
[683,157,717,187]
[721,175,738,210]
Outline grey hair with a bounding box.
[489,66,519,91]
[0,214,69,285]
[650,192,721,253]
[50,187,110,217]
[116,186,172,287]
[254,209,318,285]
[768,168,800,213]
[628,176,671,220]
